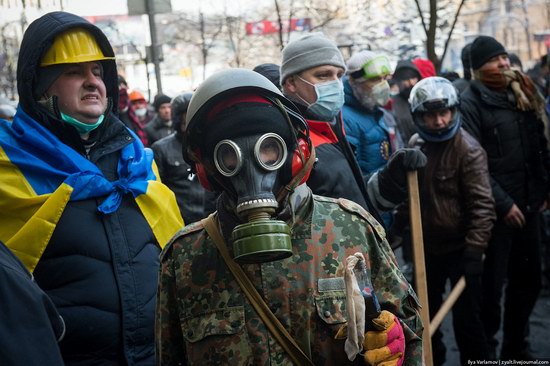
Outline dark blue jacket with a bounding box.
[17,12,159,365]
[0,241,65,366]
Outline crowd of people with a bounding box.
[0,9,549,366]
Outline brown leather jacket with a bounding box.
[397,128,496,255]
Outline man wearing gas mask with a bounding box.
[280,33,426,225]
[156,69,423,365]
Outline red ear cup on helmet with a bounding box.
[191,149,213,191]
[195,163,213,191]
[291,137,313,185]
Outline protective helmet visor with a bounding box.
[409,76,461,141]
[409,76,459,113]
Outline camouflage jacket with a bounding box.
[156,189,423,366]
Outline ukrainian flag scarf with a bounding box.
[0,108,183,272]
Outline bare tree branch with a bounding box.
[413,0,428,35]
[309,5,340,31]
[274,0,285,49]
[285,0,296,45]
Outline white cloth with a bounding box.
[343,252,367,360]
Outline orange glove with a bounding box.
[363,310,405,366]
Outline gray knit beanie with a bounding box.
[280,32,346,84]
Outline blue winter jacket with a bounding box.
[342,78,398,178]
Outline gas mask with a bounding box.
[183,69,314,264]
[213,132,293,263]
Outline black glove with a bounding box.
[462,246,484,277]
[377,148,427,205]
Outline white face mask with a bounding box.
[354,80,391,110]
[371,80,391,107]
[134,107,147,117]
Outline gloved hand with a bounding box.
[363,310,405,366]
[377,148,427,205]
[462,246,484,277]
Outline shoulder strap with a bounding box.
[201,214,314,366]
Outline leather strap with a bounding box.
[201,214,314,366]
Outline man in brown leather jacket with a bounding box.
[396,77,496,365]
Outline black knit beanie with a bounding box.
[153,93,172,111]
[470,36,507,70]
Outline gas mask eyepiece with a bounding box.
[213,133,293,264]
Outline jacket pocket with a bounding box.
[314,292,348,329]
[434,169,458,196]
[181,306,253,365]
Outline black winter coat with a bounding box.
[151,133,217,224]
[461,80,550,216]
[391,94,416,145]
[144,115,174,145]
[33,118,159,366]
[17,11,162,365]
[301,111,383,225]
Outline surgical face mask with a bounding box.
[371,80,391,107]
[134,107,147,117]
[297,76,344,120]
[213,133,292,263]
[353,79,390,110]
[354,87,377,110]
[61,112,105,135]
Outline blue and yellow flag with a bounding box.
[0,108,183,272]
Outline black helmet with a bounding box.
[409,76,461,142]
[184,68,313,194]
[171,92,193,134]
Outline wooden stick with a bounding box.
[407,170,433,366]
[429,276,466,337]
